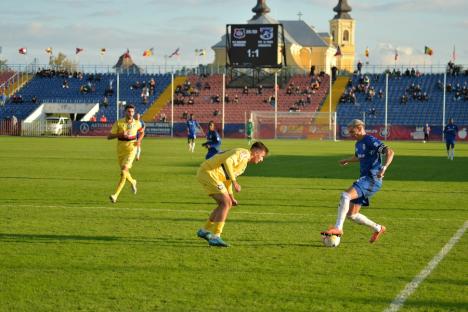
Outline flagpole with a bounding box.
[116,73,120,121]
[442,72,446,142]
[222,73,225,138]
[385,73,388,141]
[274,72,278,139]
[171,73,174,137]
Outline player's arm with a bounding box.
[108,123,124,140]
[377,146,394,178]
[223,157,241,192]
[223,181,238,206]
[136,127,145,146]
[339,155,359,166]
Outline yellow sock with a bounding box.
[204,220,214,232]
[125,171,135,184]
[213,222,225,237]
[113,172,127,197]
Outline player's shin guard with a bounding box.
[136,146,141,160]
[114,171,127,198]
[212,222,225,237]
[348,213,380,232]
[335,192,351,230]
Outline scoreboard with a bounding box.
[228,24,280,68]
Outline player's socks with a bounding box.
[213,222,225,237]
[136,147,141,160]
[192,143,196,152]
[204,220,214,231]
[348,213,380,232]
[335,192,351,230]
[114,172,127,198]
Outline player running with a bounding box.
[444,118,458,160]
[196,142,269,247]
[187,114,200,153]
[202,120,222,159]
[107,104,144,203]
[322,119,394,243]
[134,113,146,161]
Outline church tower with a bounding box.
[329,0,355,71]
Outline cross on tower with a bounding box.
[297,11,303,20]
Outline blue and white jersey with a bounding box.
[187,119,199,136]
[355,135,386,179]
[444,124,458,142]
[205,130,222,159]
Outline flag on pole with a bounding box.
[365,47,369,58]
[334,46,342,57]
[100,48,106,55]
[45,47,53,55]
[424,46,433,56]
[452,45,456,62]
[76,47,84,54]
[18,47,27,55]
[143,48,154,57]
[169,48,180,58]
[199,49,206,56]
[0,46,2,54]
[124,49,130,59]
[394,49,399,61]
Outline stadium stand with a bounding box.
[157,73,330,123]
[336,72,468,126]
[0,71,171,122]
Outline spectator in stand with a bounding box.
[188,96,195,105]
[234,94,239,104]
[12,94,23,103]
[306,94,312,104]
[149,78,156,94]
[269,96,276,107]
[212,94,221,104]
[159,113,167,123]
[286,85,293,95]
[131,81,141,90]
[213,109,219,116]
[400,93,408,105]
[0,92,6,106]
[225,94,230,103]
[31,96,38,104]
[294,85,300,95]
[366,88,375,102]
[100,115,108,123]
[378,89,383,99]
[204,82,211,90]
[243,85,249,94]
[141,86,149,104]
[182,111,188,120]
[102,96,109,108]
[62,79,69,89]
[90,115,97,122]
[368,107,377,118]
[257,85,263,95]
[309,65,316,77]
[357,61,363,75]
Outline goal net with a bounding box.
[250,111,337,140]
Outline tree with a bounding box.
[49,52,78,72]
[0,58,8,71]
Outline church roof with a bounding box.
[212,19,328,49]
[279,20,328,47]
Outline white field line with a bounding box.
[384,220,468,312]
[0,203,461,222]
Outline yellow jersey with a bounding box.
[111,118,143,152]
[200,148,251,183]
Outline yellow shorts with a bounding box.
[197,167,228,195]
[117,144,137,169]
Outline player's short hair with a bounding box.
[125,104,135,111]
[347,119,365,128]
[250,141,269,155]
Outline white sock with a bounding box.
[191,143,195,152]
[349,213,381,232]
[335,192,351,230]
[451,149,454,160]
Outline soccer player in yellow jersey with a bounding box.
[107,104,144,203]
[196,141,269,247]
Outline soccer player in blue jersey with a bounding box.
[322,119,394,243]
[444,118,459,160]
[186,114,200,153]
[134,113,146,161]
[202,121,222,159]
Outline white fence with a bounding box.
[0,120,72,137]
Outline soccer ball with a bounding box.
[321,234,341,247]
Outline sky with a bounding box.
[1,0,467,69]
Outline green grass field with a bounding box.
[0,137,467,312]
